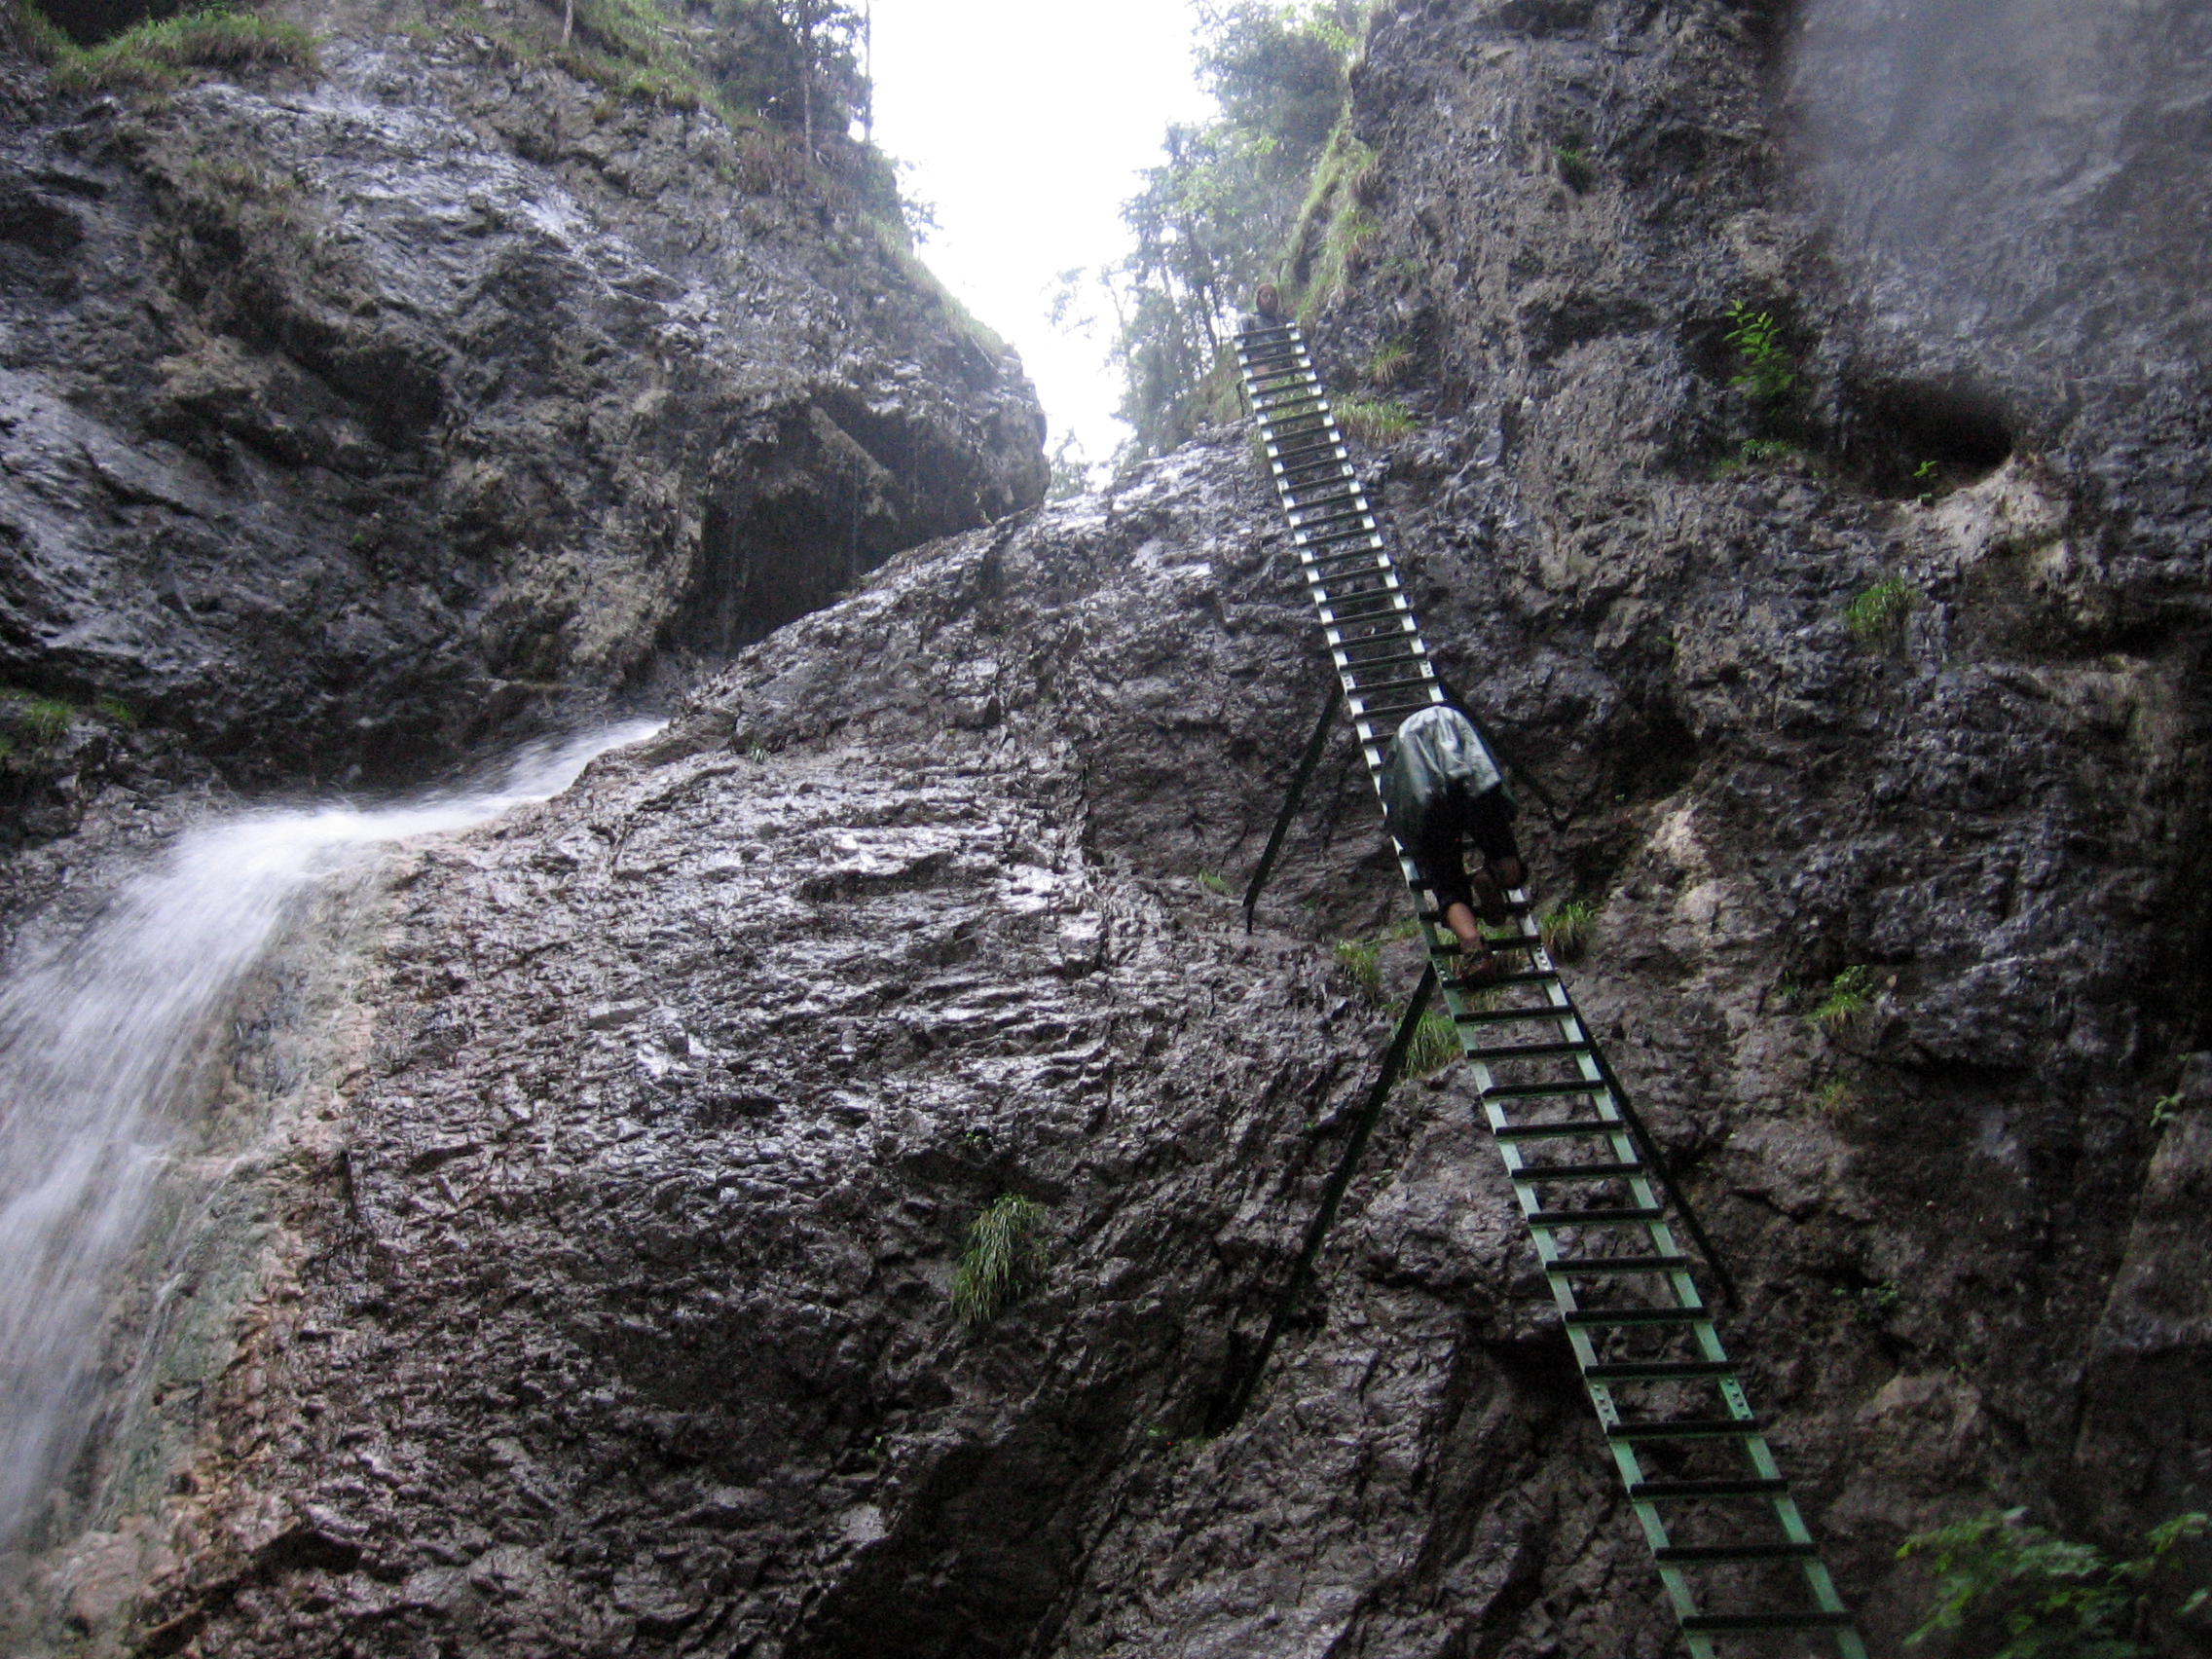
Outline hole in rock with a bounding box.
[1842,378,2013,498]
[31,0,178,48]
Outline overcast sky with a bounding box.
[868,1,1211,473]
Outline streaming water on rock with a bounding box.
[0,720,660,1545]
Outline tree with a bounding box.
[1081,2,1364,461]
[775,0,867,160]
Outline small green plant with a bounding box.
[1334,396,1414,443]
[19,698,74,744]
[1773,980,1806,1013]
[1196,868,1231,897]
[1913,458,1942,504]
[2151,1091,2185,1134]
[1835,1276,1900,1327]
[1539,901,1597,962]
[1813,1078,1855,1118]
[951,1195,1051,1330]
[1554,141,1597,191]
[746,741,770,762]
[1845,576,1918,645]
[92,695,136,727]
[1723,301,1797,401]
[1899,1508,2209,1656]
[1333,937,1383,1004]
[1403,1010,1462,1078]
[1365,340,1413,387]
[1809,966,1877,1037]
[1714,437,1797,478]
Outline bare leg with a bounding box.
[1442,901,1497,984]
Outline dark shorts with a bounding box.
[1414,840,1476,917]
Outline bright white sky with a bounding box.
[868,1,1212,473]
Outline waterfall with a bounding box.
[0,720,659,1546]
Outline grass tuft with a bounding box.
[1844,577,1916,645]
[1333,937,1383,1004]
[1539,900,1596,962]
[1554,141,1596,191]
[1195,868,1231,897]
[1403,1010,1461,1079]
[28,3,316,92]
[1334,395,1413,443]
[951,1195,1050,1330]
[1279,125,1379,324]
[1365,340,1412,387]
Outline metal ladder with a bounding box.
[1234,320,1866,1657]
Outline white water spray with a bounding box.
[0,720,659,1545]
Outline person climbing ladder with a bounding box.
[1380,703,1524,986]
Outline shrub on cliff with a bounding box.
[1899,1508,2208,1655]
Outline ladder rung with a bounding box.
[1322,598,1407,624]
[1336,618,1419,646]
[1529,1205,1666,1225]
[1459,1009,1583,1035]
[1629,1478,1791,1500]
[1606,1417,1764,1439]
[1348,670,1436,695]
[1297,525,1386,553]
[1493,1117,1622,1136]
[1468,1040,1596,1061]
[1544,1254,1693,1274]
[1302,538,1388,566]
[1522,1160,1648,1181]
[1487,970,1563,989]
[1484,1080,1605,1100]
[1584,1359,1737,1381]
[1292,507,1375,535]
[1652,1542,1819,1564]
[1678,1613,1860,1634]
[1562,1305,1708,1327]
[1339,639,1424,666]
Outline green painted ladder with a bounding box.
[1235,320,1866,1657]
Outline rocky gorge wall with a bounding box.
[0,0,1047,820]
[7,0,2212,1656]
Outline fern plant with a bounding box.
[951,1196,1051,1330]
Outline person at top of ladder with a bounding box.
[1381,704,1525,988]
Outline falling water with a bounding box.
[0,719,660,1547]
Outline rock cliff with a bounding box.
[8,0,2212,1656]
[0,0,1047,816]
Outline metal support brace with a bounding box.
[1216,964,1437,1429]
[1243,679,1345,933]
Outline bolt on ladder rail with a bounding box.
[1234,319,1866,1658]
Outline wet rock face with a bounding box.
[0,19,1047,793]
[140,444,1450,1659]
